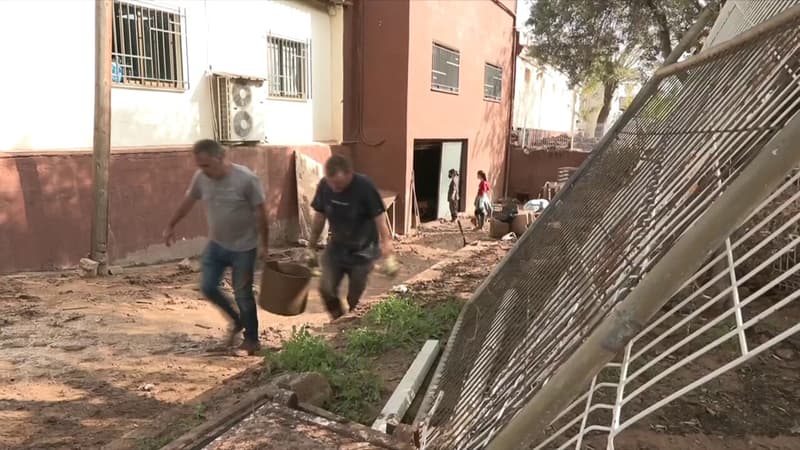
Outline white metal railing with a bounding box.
[533,168,800,449]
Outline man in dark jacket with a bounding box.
[308,155,397,319]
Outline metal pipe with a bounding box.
[502,30,518,198]
[656,4,800,79]
[486,109,800,450]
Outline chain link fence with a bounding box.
[416,6,800,450]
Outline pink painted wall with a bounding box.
[0,144,343,273]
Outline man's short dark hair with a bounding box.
[325,154,353,176]
[193,139,225,158]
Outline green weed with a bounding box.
[269,297,464,424]
[271,327,382,423]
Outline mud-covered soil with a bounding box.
[0,224,486,450]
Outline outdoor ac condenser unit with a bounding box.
[210,73,266,143]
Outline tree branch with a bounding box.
[644,0,673,60]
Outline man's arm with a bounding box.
[164,196,197,246]
[255,202,270,257]
[309,212,326,250]
[374,214,393,257]
[309,179,327,250]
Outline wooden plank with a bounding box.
[294,151,328,245]
[410,172,421,229]
[380,189,397,238]
[372,340,441,433]
[90,0,113,275]
[162,385,297,450]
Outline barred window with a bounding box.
[267,35,310,100]
[484,63,502,101]
[112,1,188,90]
[431,43,460,94]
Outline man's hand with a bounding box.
[305,248,319,268]
[163,226,176,247]
[259,244,270,262]
[382,254,399,277]
[380,239,393,258]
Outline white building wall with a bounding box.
[0,0,342,152]
[513,58,576,133]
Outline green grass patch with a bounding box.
[360,296,462,349]
[270,296,463,423]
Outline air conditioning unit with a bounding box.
[210,72,266,143]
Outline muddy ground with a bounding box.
[0,223,496,450]
[3,218,799,450]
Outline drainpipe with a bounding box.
[502,29,519,199]
[569,88,577,150]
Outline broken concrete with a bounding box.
[273,372,332,408]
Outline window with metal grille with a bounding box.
[112,1,188,90]
[431,43,460,93]
[267,35,310,100]
[484,63,502,101]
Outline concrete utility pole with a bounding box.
[90,0,113,275]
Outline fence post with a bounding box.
[485,110,800,450]
[91,0,113,275]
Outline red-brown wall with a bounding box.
[506,147,590,200]
[406,0,516,221]
[0,145,342,273]
[344,0,516,234]
[343,0,411,230]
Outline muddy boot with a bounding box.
[326,299,345,321]
[236,339,262,356]
[225,324,244,347]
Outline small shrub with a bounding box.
[267,297,464,424]
[345,328,389,357]
[273,327,338,374]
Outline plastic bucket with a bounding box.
[258,261,312,316]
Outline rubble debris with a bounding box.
[79,258,100,277]
[391,285,410,294]
[272,372,332,408]
[177,258,198,272]
[53,342,90,352]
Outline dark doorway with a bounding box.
[413,140,466,223]
[413,142,442,222]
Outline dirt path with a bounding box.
[0,224,488,450]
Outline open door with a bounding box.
[437,141,464,220]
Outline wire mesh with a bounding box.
[418,10,800,450]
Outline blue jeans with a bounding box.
[200,241,258,341]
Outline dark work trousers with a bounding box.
[449,199,459,222]
[319,248,375,319]
[200,241,259,341]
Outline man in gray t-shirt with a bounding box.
[164,139,269,355]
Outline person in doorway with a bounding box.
[163,139,269,355]
[474,170,492,229]
[448,169,460,222]
[308,155,398,320]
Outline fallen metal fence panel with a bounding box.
[416,6,800,450]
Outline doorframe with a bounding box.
[412,138,469,218]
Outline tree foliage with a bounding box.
[526,0,718,136]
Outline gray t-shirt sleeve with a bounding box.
[246,173,266,207]
[187,170,203,199]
